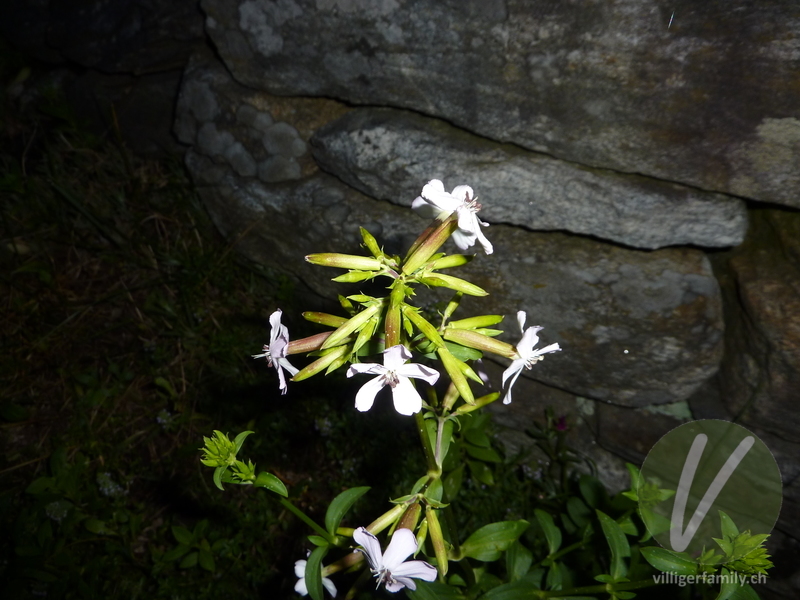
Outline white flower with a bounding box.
[501,311,561,405]
[252,309,299,395]
[354,527,437,592]
[411,179,493,254]
[294,559,337,597]
[346,345,439,416]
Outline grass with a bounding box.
[0,66,424,599]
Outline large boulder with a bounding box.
[311,108,748,250]
[201,0,800,208]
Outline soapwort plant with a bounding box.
[200,181,773,599]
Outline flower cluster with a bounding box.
[240,179,563,598]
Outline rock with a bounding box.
[201,0,800,208]
[185,151,724,407]
[175,52,317,184]
[716,209,800,444]
[311,108,748,249]
[456,224,724,406]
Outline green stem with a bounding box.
[414,411,439,476]
[532,540,586,570]
[278,497,335,544]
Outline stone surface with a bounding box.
[175,52,317,184]
[185,151,724,407]
[311,108,748,249]
[201,0,800,208]
[716,210,800,444]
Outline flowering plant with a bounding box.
[200,179,771,599]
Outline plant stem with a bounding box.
[414,411,439,476]
[278,497,335,544]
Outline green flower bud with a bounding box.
[428,254,474,270]
[443,328,517,358]
[426,505,448,577]
[417,273,488,297]
[447,315,504,329]
[200,431,238,468]
[305,253,383,271]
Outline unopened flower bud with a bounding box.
[306,253,383,271]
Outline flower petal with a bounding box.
[412,195,445,220]
[294,559,307,578]
[354,376,386,412]
[385,579,409,592]
[532,342,561,358]
[501,365,524,405]
[396,363,440,386]
[391,559,438,582]
[294,577,309,596]
[278,357,299,377]
[450,184,474,203]
[383,344,413,371]
[353,527,383,571]
[322,577,337,598]
[347,363,386,377]
[517,326,543,357]
[516,311,527,333]
[391,377,423,415]
[451,228,477,251]
[381,528,418,571]
[269,309,283,345]
[421,179,459,212]
[474,219,493,254]
[501,359,525,388]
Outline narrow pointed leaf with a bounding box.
[324,486,370,535]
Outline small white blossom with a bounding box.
[294,559,337,597]
[502,311,561,405]
[411,179,493,254]
[252,309,299,395]
[346,345,439,415]
[354,527,437,592]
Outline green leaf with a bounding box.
[198,549,215,573]
[465,444,502,463]
[233,430,255,454]
[535,509,562,555]
[566,496,592,529]
[461,520,529,562]
[324,486,370,535]
[83,518,115,535]
[172,525,194,546]
[716,582,760,600]
[254,472,288,497]
[718,511,740,540]
[481,580,541,600]
[307,535,329,547]
[579,475,607,509]
[443,465,464,501]
[640,547,698,576]
[25,477,55,495]
[163,544,191,562]
[597,510,630,580]
[407,580,467,600]
[506,541,533,582]
[213,466,226,491]
[305,546,327,600]
[467,459,494,486]
[179,551,198,569]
